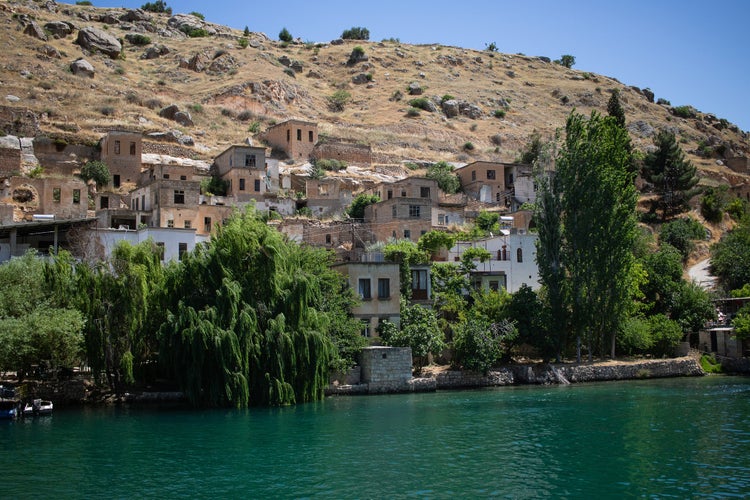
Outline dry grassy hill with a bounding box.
[2,0,749,192]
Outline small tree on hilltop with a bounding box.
[607,89,626,128]
[279,27,293,42]
[559,54,575,68]
[141,1,171,14]
[341,26,370,40]
[80,160,110,188]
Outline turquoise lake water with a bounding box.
[2,376,750,498]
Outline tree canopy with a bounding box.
[426,161,461,194]
[642,130,699,219]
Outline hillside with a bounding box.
[2,1,749,191]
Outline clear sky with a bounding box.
[90,0,750,132]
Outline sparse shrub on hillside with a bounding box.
[408,98,432,111]
[341,26,370,40]
[327,90,351,112]
[657,98,671,105]
[490,134,502,146]
[181,26,209,38]
[493,109,506,118]
[406,107,421,117]
[390,90,403,102]
[404,162,419,170]
[463,141,475,151]
[128,33,151,46]
[125,92,141,105]
[672,105,697,119]
[642,88,655,103]
[279,27,293,42]
[485,42,498,53]
[99,106,115,116]
[189,12,205,20]
[189,103,203,113]
[247,121,261,134]
[441,94,454,103]
[238,38,249,49]
[144,98,162,109]
[244,26,250,36]
[283,68,295,78]
[237,110,254,121]
[314,159,347,171]
[38,81,54,90]
[382,37,400,43]
[141,1,171,14]
[348,46,366,64]
[556,54,575,68]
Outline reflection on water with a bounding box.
[1,376,749,497]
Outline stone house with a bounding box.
[261,119,318,160]
[213,144,272,202]
[2,176,88,221]
[699,297,750,358]
[363,177,439,243]
[455,161,526,206]
[448,230,540,293]
[304,177,353,218]
[333,259,401,338]
[100,130,143,187]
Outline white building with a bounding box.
[93,226,209,262]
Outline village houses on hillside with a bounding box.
[0,118,541,337]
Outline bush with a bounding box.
[408,98,432,111]
[181,26,209,38]
[189,11,205,20]
[701,186,728,223]
[80,160,110,187]
[485,42,498,53]
[700,353,723,373]
[247,121,261,134]
[660,218,705,261]
[406,107,421,117]
[649,314,683,357]
[341,26,370,40]
[725,197,748,222]
[558,54,575,68]
[346,193,380,219]
[200,176,228,196]
[141,1,171,14]
[390,90,403,102]
[493,109,506,118]
[128,33,151,46]
[237,110,254,121]
[99,106,115,116]
[76,1,93,4]
[453,318,516,374]
[657,98,671,105]
[279,27,293,42]
[238,38,249,49]
[672,105,697,119]
[327,90,351,112]
[314,158,347,171]
[463,141,475,151]
[426,161,461,194]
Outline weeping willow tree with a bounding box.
[159,208,352,407]
[45,241,165,394]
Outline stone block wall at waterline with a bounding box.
[359,346,413,393]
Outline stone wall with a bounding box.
[360,346,413,393]
[0,138,21,176]
[0,106,39,137]
[312,141,372,166]
[18,379,87,405]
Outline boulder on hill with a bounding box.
[168,14,217,36]
[38,44,62,59]
[408,82,423,96]
[442,99,459,118]
[44,21,74,38]
[23,21,48,41]
[141,44,169,60]
[94,12,120,25]
[159,105,194,127]
[119,9,151,23]
[76,27,122,59]
[70,58,95,78]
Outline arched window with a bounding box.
[517,248,523,263]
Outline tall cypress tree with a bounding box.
[607,89,626,128]
[642,130,699,219]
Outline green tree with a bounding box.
[700,185,729,223]
[327,89,351,112]
[732,304,750,340]
[80,160,111,188]
[559,54,575,68]
[427,161,461,194]
[243,26,250,36]
[607,89,626,128]
[141,1,171,14]
[659,218,705,261]
[517,131,543,165]
[452,318,517,374]
[380,299,445,372]
[341,26,370,40]
[383,239,429,298]
[417,230,456,256]
[642,130,699,220]
[557,111,638,360]
[711,221,750,291]
[345,193,380,219]
[475,211,499,233]
[279,27,293,42]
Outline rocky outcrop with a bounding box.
[159,105,193,127]
[44,20,74,38]
[442,99,459,118]
[141,44,169,60]
[23,21,48,41]
[76,26,122,59]
[408,82,423,95]
[70,58,95,78]
[38,44,62,59]
[167,14,217,36]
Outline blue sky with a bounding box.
[91,0,750,132]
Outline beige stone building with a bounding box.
[261,120,318,160]
[455,161,525,207]
[1,176,88,221]
[100,130,143,187]
[213,144,270,202]
[363,177,439,243]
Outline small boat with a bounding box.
[23,399,53,417]
[0,400,19,420]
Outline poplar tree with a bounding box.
[642,130,699,219]
[555,112,638,360]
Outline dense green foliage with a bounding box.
[327,90,351,112]
[383,239,429,298]
[80,160,110,187]
[642,130,699,219]
[517,131,543,165]
[607,89,626,128]
[426,161,461,194]
[700,186,729,223]
[711,220,750,291]
[558,54,576,68]
[380,299,445,372]
[417,230,456,256]
[200,175,229,196]
[452,318,516,374]
[346,193,380,219]
[659,218,705,261]
[341,27,370,40]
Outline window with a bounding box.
[141,195,145,210]
[409,205,420,218]
[204,217,212,232]
[254,179,261,192]
[361,319,371,338]
[113,174,120,188]
[496,192,501,202]
[401,190,407,197]
[245,155,256,167]
[286,129,290,142]
[471,170,476,181]
[517,248,523,263]
[489,280,499,291]
[163,174,170,179]
[178,242,187,260]
[180,175,187,181]
[52,187,61,202]
[420,186,430,198]
[297,129,302,141]
[308,130,314,142]
[499,245,509,261]
[325,234,331,244]
[167,219,174,228]
[114,140,120,154]
[184,220,191,229]
[174,190,185,204]
[129,142,136,155]
[412,269,428,300]
[487,170,496,180]
[392,206,397,218]
[239,178,246,191]
[403,229,411,240]
[318,184,329,196]
[387,189,393,200]
[100,196,108,209]
[134,198,139,210]
[438,214,445,225]
[358,278,372,300]
[72,189,81,204]
[155,242,165,261]
[378,278,390,299]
